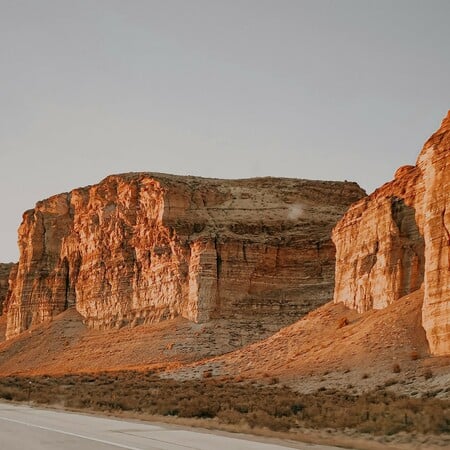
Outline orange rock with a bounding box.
[0,263,15,315]
[417,112,450,356]
[5,174,364,339]
[333,111,450,356]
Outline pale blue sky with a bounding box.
[1,0,449,262]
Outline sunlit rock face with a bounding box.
[5,173,364,339]
[332,167,424,313]
[333,111,450,356]
[0,263,16,315]
[417,113,450,356]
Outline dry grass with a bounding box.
[0,371,449,437]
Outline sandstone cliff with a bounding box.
[333,111,450,356]
[0,263,16,315]
[5,174,364,339]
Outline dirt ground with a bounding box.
[0,290,449,399]
[165,291,450,398]
[0,289,449,450]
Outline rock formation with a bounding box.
[333,111,450,356]
[0,263,16,314]
[5,174,364,339]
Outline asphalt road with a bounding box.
[0,403,347,450]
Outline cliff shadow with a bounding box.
[390,197,425,297]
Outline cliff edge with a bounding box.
[333,111,450,355]
[4,174,364,339]
[0,263,16,315]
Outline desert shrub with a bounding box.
[290,402,304,414]
[65,395,93,409]
[115,397,141,411]
[0,386,27,401]
[1,372,449,436]
[234,402,250,414]
[32,391,56,404]
[217,409,243,424]
[246,410,293,431]
[177,397,219,418]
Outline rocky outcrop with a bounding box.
[0,263,16,315]
[5,174,365,339]
[418,113,450,356]
[333,111,450,356]
[332,168,424,313]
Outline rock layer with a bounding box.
[333,111,450,355]
[5,174,364,339]
[418,113,450,356]
[0,263,16,314]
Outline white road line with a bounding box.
[0,415,150,450]
[114,430,200,449]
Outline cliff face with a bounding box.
[417,114,450,356]
[5,174,364,339]
[0,263,16,315]
[333,111,450,356]
[332,167,424,313]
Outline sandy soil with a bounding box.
[0,289,448,398]
[0,308,281,375]
[165,290,450,397]
[0,290,449,450]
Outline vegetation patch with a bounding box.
[0,371,449,437]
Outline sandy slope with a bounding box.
[167,290,450,396]
[0,290,448,397]
[0,309,280,375]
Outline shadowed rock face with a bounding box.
[333,111,450,356]
[0,263,16,315]
[4,174,365,339]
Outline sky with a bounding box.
[1,0,449,262]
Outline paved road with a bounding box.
[0,403,347,450]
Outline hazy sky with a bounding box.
[1,0,449,262]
